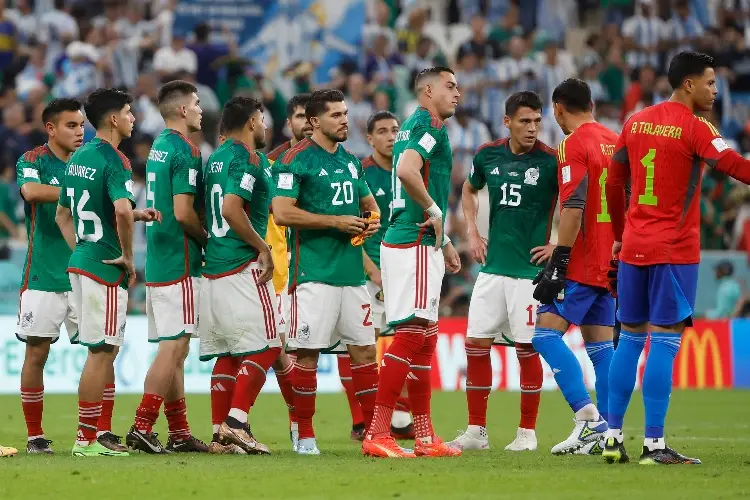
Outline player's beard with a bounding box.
[255,129,267,150]
[324,126,347,143]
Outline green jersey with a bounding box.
[145,129,203,285]
[469,139,558,279]
[59,138,135,288]
[385,107,452,247]
[16,145,72,292]
[274,138,371,289]
[361,155,392,269]
[202,139,272,277]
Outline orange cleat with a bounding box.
[415,436,463,457]
[362,435,416,458]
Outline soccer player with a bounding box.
[449,91,557,452]
[362,67,462,459]
[272,89,381,456]
[126,80,208,454]
[267,94,313,161]
[199,96,281,455]
[361,110,415,440]
[530,78,618,455]
[56,88,161,457]
[604,51,750,465]
[16,98,85,454]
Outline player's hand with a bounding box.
[532,245,570,304]
[418,215,443,251]
[257,246,275,284]
[333,215,367,235]
[468,230,487,265]
[135,208,162,223]
[612,241,622,257]
[606,256,619,298]
[103,255,136,287]
[368,268,383,289]
[362,217,381,238]
[443,241,461,274]
[530,244,555,265]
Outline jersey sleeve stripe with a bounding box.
[281,138,312,163]
[534,140,557,156]
[698,117,720,137]
[474,138,508,156]
[268,141,290,161]
[114,149,132,170]
[558,137,568,163]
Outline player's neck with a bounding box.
[95,130,123,149]
[372,150,392,171]
[566,113,596,134]
[47,140,72,162]
[226,132,255,150]
[164,120,190,138]
[311,131,338,154]
[508,136,533,155]
[669,92,693,112]
[417,100,444,123]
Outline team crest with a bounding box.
[348,162,358,179]
[524,167,539,186]
[20,311,33,328]
[429,297,438,315]
[298,323,311,341]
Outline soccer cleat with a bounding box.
[72,441,130,457]
[290,421,299,452]
[362,435,416,458]
[26,438,54,454]
[208,434,246,455]
[602,437,630,463]
[98,432,130,453]
[125,426,169,454]
[505,428,538,452]
[218,422,271,455]
[166,435,209,453]
[350,423,366,442]
[415,436,462,457]
[639,445,701,465]
[447,426,489,451]
[391,422,416,440]
[296,437,321,456]
[574,437,604,455]
[0,445,18,457]
[551,417,608,455]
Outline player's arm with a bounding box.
[55,182,76,251]
[103,162,137,286]
[605,131,630,250]
[362,250,381,287]
[692,117,750,184]
[358,166,380,238]
[461,154,487,265]
[16,156,60,203]
[271,159,366,234]
[173,150,208,246]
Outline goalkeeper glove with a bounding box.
[606,256,619,298]
[351,211,380,246]
[532,246,571,304]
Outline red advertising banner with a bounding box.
[671,320,733,389]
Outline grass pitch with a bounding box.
[0,390,748,499]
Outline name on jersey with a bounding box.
[148,149,169,163]
[68,164,96,180]
[599,144,615,157]
[208,161,223,174]
[629,121,682,140]
[396,130,410,142]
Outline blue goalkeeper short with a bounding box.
[616,262,698,327]
[538,280,615,327]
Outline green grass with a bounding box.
[0,390,749,499]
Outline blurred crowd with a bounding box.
[0,0,749,315]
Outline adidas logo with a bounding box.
[319,169,328,176]
[238,366,249,376]
[406,372,419,381]
[211,383,226,392]
[50,177,59,185]
[490,167,499,175]
[376,188,385,196]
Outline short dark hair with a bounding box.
[42,98,82,125]
[551,78,592,113]
[194,22,210,42]
[667,51,715,90]
[286,93,311,118]
[157,80,198,118]
[220,96,263,133]
[84,88,134,130]
[366,111,398,133]
[414,66,455,91]
[305,89,345,120]
[505,91,543,117]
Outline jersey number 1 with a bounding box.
[638,149,658,206]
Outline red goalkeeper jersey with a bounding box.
[558,122,618,288]
[607,101,750,266]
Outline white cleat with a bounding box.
[296,437,320,456]
[551,417,608,455]
[446,425,490,451]
[573,437,604,455]
[290,422,299,452]
[504,428,537,451]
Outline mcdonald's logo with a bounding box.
[677,326,729,389]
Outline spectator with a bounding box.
[488,2,523,46]
[15,43,48,101]
[582,64,608,102]
[622,0,666,70]
[51,41,100,98]
[598,42,627,105]
[6,0,38,45]
[446,106,491,183]
[396,5,428,54]
[405,36,444,80]
[458,15,502,61]
[718,24,750,91]
[621,65,656,122]
[343,73,373,158]
[0,102,30,170]
[0,164,18,242]
[706,260,742,319]
[189,22,231,90]
[664,0,704,63]
[0,0,17,73]
[536,39,577,109]
[133,72,164,137]
[454,48,487,118]
[373,89,391,112]
[152,33,197,77]
[363,0,397,52]
[38,0,79,73]
[364,32,403,87]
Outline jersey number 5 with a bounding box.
[66,188,103,242]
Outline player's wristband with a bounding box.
[442,234,451,247]
[425,203,442,219]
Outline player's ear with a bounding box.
[503,115,511,128]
